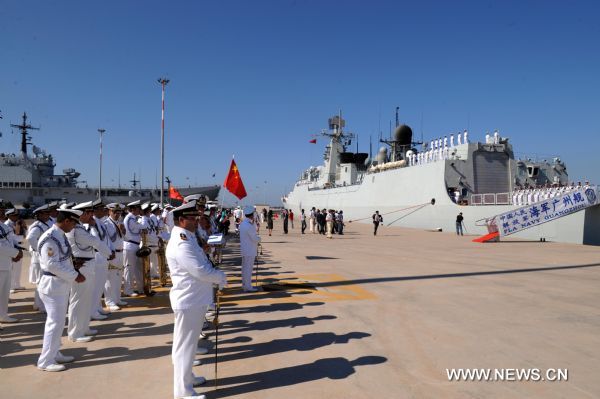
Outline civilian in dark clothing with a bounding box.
[456,212,464,235]
[282,209,289,234]
[372,211,383,236]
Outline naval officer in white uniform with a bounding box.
[104,203,127,311]
[66,201,111,342]
[0,203,23,324]
[166,201,226,399]
[123,200,148,296]
[37,208,85,372]
[239,205,261,292]
[26,204,52,312]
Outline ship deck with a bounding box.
[2,222,600,398]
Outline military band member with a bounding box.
[0,203,23,324]
[36,208,85,372]
[5,208,26,292]
[123,200,149,296]
[66,201,111,342]
[166,201,226,399]
[104,203,127,311]
[142,203,160,279]
[240,205,261,292]
[26,204,52,312]
[89,200,115,318]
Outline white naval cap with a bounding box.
[58,208,83,221]
[106,202,123,210]
[172,201,201,218]
[127,200,142,207]
[151,204,160,212]
[5,208,17,216]
[91,198,104,209]
[33,204,50,214]
[243,205,255,216]
[73,201,94,211]
[47,201,59,209]
[141,202,151,211]
[184,194,207,205]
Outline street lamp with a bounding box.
[157,77,170,206]
[98,128,106,199]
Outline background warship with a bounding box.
[0,113,220,207]
[284,114,600,245]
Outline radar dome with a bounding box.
[394,124,413,146]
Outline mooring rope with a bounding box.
[347,198,435,224]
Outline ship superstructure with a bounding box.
[0,113,219,206]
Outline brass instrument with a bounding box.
[140,228,152,295]
[157,239,168,286]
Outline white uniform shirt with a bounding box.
[146,214,160,246]
[239,218,260,257]
[104,217,124,251]
[123,212,148,251]
[37,225,78,296]
[88,217,114,266]
[0,223,19,270]
[67,224,111,259]
[166,226,226,310]
[26,220,51,264]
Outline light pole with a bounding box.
[98,128,106,199]
[157,77,170,206]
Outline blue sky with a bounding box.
[2,0,599,205]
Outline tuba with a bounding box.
[140,228,152,295]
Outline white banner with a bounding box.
[496,186,598,236]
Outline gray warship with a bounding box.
[284,114,600,245]
[0,113,220,207]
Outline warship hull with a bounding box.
[285,161,600,245]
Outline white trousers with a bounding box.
[29,259,45,311]
[104,251,123,306]
[241,256,255,290]
[90,261,108,316]
[309,218,315,233]
[0,270,11,318]
[172,307,207,398]
[68,263,95,339]
[326,221,333,238]
[37,292,69,368]
[10,259,22,289]
[123,249,142,294]
[104,269,122,306]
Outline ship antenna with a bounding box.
[10,112,40,159]
[395,106,399,127]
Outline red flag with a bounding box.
[309,138,317,144]
[224,159,247,200]
[169,186,184,201]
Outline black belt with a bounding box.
[115,249,123,252]
[126,240,140,245]
[43,271,57,277]
[149,245,158,248]
[73,257,94,263]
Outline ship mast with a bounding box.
[10,112,39,159]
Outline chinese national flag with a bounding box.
[309,138,317,144]
[224,159,247,200]
[169,186,184,201]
